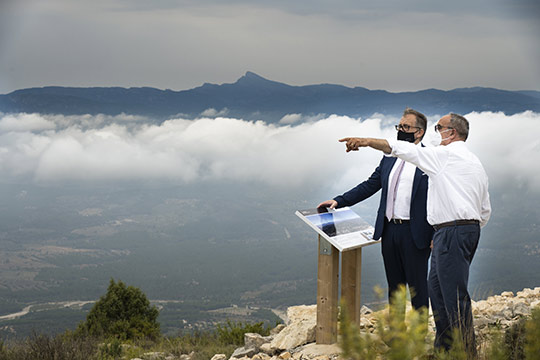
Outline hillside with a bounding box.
[1,286,538,359]
[1,72,539,122]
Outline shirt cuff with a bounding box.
[385,137,398,156]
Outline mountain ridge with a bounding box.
[1,71,539,122]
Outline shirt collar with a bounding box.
[447,140,466,147]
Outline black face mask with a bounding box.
[397,130,416,143]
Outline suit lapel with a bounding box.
[411,143,426,200]
[411,167,423,200]
[382,157,397,188]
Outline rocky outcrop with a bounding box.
[125,287,540,360]
[223,305,319,359]
[223,287,540,360]
[269,305,316,351]
[472,288,540,336]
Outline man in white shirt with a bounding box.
[339,113,491,354]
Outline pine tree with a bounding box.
[77,279,160,340]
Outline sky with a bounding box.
[1,0,539,94]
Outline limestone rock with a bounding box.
[270,305,316,351]
[295,343,341,358]
[278,351,292,359]
[514,302,531,316]
[286,305,316,325]
[360,305,373,315]
[245,333,272,351]
[260,343,275,355]
[252,354,271,360]
[230,347,257,359]
[211,355,227,360]
[270,324,286,335]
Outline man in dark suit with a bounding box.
[318,108,433,310]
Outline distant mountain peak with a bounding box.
[243,71,267,80]
[235,71,279,85]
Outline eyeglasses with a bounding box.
[434,124,454,133]
[395,124,420,132]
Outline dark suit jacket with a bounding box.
[333,155,433,250]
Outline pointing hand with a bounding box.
[339,137,369,152]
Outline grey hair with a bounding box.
[449,113,470,141]
[403,107,427,139]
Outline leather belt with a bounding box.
[390,219,410,224]
[433,220,479,231]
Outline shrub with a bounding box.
[162,332,237,360]
[216,320,270,345]
[0,331,100,360]
[340,285,429,360]
[503,317,526,359]
[339,287,540,360]
[525,306,540,359]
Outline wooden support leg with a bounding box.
[316,235,339,344]
[341,247,362,326]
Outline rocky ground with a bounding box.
[129,287,540,360]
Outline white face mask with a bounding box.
[432,129,452,146]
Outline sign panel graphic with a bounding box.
[296,207,379,251]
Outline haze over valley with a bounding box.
[1,98,539,337]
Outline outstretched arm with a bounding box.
[339,137,392,154]
[341,136,447,177]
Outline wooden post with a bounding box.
[341,247,362,326]
[316,235,339,344]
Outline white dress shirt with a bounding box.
[387,157,416,220]
[387,139,491,227]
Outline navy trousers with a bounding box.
[428,223,480,352]
[381,221,430,310]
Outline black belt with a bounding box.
[433,220,479,231]
[389,219,410,224]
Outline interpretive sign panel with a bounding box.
[296,207,379,251]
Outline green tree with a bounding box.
[77,279,160,340]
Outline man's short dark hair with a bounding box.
[449,113,470,141]
[403,108,427,139]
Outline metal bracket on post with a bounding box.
[319,237,332,255]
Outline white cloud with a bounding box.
[200,108,229,117]
[464,111,540,192]
[279,113,302,125]
[0,113,56,132]
[279,113,328,125]
[0,112,539,195]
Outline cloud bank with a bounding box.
[0,111,539,193]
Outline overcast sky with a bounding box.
[0,0,539,94]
